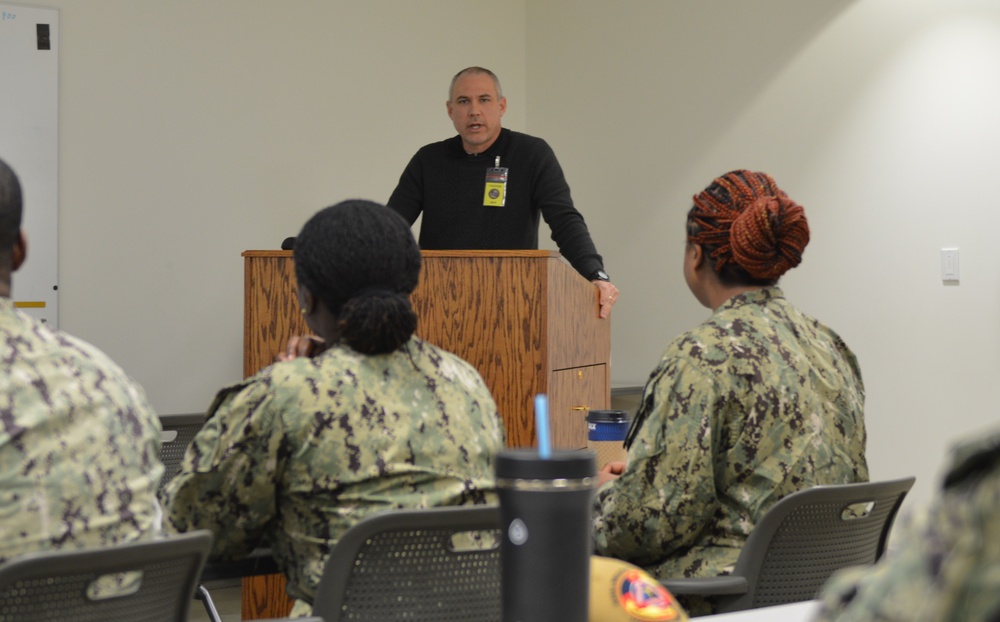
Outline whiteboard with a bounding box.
[0,3,58,326]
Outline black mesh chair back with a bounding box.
[0,530,213,622]
[311,505,503,622]
[157,414,229,622]
[662,477,915,613]
[158,413,206,493]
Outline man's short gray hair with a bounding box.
[448,67,503,101]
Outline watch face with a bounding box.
[596,271,609,281]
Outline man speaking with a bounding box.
[388,67,619,318]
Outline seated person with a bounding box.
[0,157,163,562]
[813,426,1000,622]
[161,199,506,617]
[592,170,869,615]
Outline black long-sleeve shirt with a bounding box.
[388,128,605,279]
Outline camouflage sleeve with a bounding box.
[161,378,283,559]
[593,356,720,566]
[813,463,1000,621]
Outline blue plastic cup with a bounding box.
[586,410,630,467]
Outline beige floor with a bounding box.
[188,581,243,622]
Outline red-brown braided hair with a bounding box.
[687,170,810,284]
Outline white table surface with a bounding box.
[700,600,819,621]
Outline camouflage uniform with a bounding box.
[162,336,505,614]
[814,427,1000,622]
[594,288,868,588]
[0,298,163,563]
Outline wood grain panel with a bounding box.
[242,252,300,620]
[243,251,307,377]
[546,258,610,371]
[549,365,608,449]
[241,574,293,619]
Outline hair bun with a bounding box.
[730,195,810,281]
[338,293,418,355]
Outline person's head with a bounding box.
[446,66,507,155]
[684,170,809,300]
[0,158,26,294]
[293,199,422,355]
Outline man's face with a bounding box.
[447,72,506,155]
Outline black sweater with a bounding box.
[388,128,605,279]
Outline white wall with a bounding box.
[13,0,1000,506]
[32,0,525,416]
[528,0,1000,504]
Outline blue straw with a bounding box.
[535,394,551,459]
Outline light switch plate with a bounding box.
[941,248,959,282]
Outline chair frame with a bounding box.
[661,476,915,613]
[311,505,503,622]
[0,530,213,622]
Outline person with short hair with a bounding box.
[813,426,1000,622]
[0,157,163,562]
[593,170,868,615]
[162,199,505,617]
[388,66,620,319]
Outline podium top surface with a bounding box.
[243,249,562,260]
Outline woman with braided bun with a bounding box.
[593,171,868,616]
[163,200,505,617]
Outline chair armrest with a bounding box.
[199,548,279,581]
[660,575,749,596]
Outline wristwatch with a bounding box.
[590,270,610,282]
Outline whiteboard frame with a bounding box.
[0,3,58,326]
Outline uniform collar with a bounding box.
[716,286,786,313]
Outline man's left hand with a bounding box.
[593,280,620,319]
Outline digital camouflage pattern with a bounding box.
[162,336,505,614]
[814,427,1000,622]
[594,287,868,589]
[0,298,163,562]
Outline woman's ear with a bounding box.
[297,285,316,316]
[688,242,705,271]
[12,230,26,271]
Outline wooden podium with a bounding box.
[240,249,611,618]
[244,249,611,447]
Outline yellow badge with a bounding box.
[484,165,508,207]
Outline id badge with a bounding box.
[483,165,508,207]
